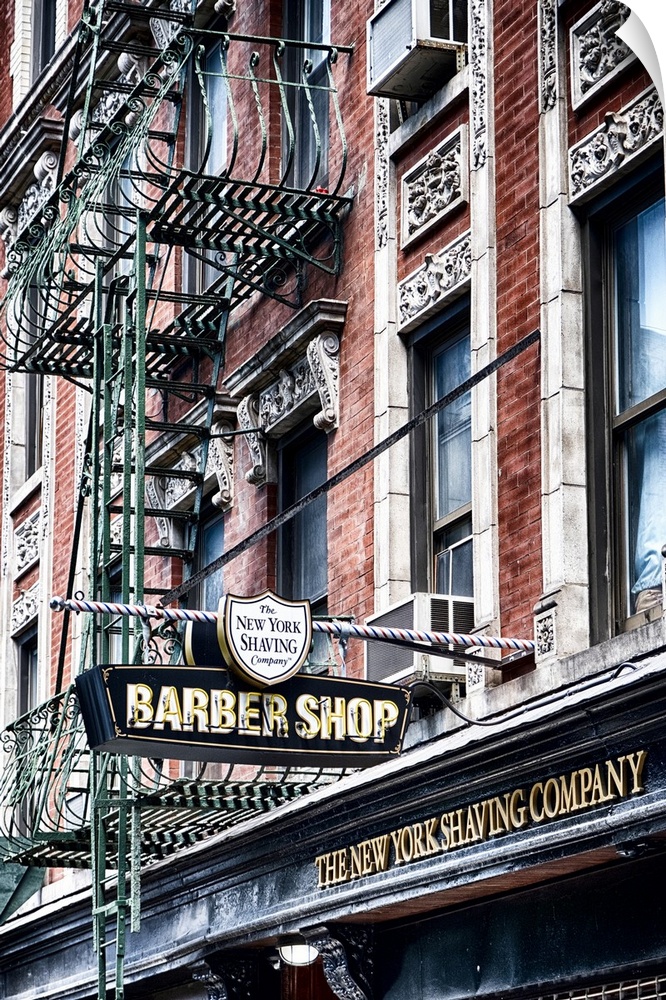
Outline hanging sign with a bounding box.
[75,664,412,767]
[219,591,313,686]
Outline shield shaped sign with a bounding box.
[219,591,313,686]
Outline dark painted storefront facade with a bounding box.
[3,629,666,1000]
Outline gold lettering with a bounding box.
[493,793,511,834]
[449,808,465,847]
[262,692,288,738]
[423,817,441,854]
[606,756,627,798]
[320,696,347,740]
[361,840,374,875]
[347,698,372,743]
[127,683,153,728]
[390,828,404,864]
[472,800,490,839]
[590,764,611,805]
[153,686,182,730]
[315,853,333,888]
[559,772,579,814]
[210,689,236,732]
[350,843,364,880]
[370,835,391,871]
[412,822,427,858]
[337,848,349,883]
[529,782,544,822]
[465,807,480,842]
[626,750,648,793]
[181,687,209,732]
[238,690,261,734]
[373,700,400,741]
[400,826,414,862]
[542,779,560,818]
[510,788,528,828]
[578,767,593,807]
[295,694,321,739]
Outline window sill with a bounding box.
[389,66,469,160]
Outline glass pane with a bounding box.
[435,516,472,597]
[204,43,227,176]
[292,435,327,601]
[201,514,225,610]
[433,332,471,520]
[615,198,666,414]
[624,409,666,611]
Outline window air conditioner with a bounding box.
[365,592,475,688]
[367,0,468,101]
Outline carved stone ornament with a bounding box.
[207,419,235,510]
[15,509,41,577]
[398,230,472,333]
[402,126,468,245]
[90,51,149,131]
[164,445,202,508]
[539,0,558,113]
[238,395,270,487]
[535,610,556,659]
[0,149,59,242]
[304,927,370,1000]
[258,358,316,434]
[570,1,633,110]
[375,99,390,250]
[149,0,192,49]
[470,0,488,169]
[307,333,340,432]
[11,582,40,636]
[569,87,663,203]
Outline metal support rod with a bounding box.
[50,596,536,652]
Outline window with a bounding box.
[586,163,666,635]
[17,628,39,717]
[431,329,473,597]
[283,0,331,190]
[24,285,44,481]
[193,505,225,612]
[409,307,473,597]
[612,194,666,618]
[278,427,328,606]
[32,0,57,79]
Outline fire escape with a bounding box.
[0,1,353,995]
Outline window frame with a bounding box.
[408,298,472,595]
[583,157,666,640]
[32,0,57,81]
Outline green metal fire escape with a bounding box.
[0,1,353,995]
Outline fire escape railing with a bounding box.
[0,0,353,995]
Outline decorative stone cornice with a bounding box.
[570,1,633,110]
[569,87,663,204]
[398,230,472,334]
[470,0,488,170]
[539,0,558,113]
[11,581,40,636]
[15,150,59,236]
[402,126,468,246]
[208,419,235,511]
[307,334,340,432]
[15,509,41,577]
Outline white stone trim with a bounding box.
[570,1,634,111]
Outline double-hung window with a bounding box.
[32,0,57,80]
[612,194,666,618]
[431,329,473,599]
[283,0,331,190]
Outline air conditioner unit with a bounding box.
[365,592,475,688]
[367,0,468,101]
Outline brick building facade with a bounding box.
[0,1,665,999]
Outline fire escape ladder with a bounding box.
[0,3,355,996]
